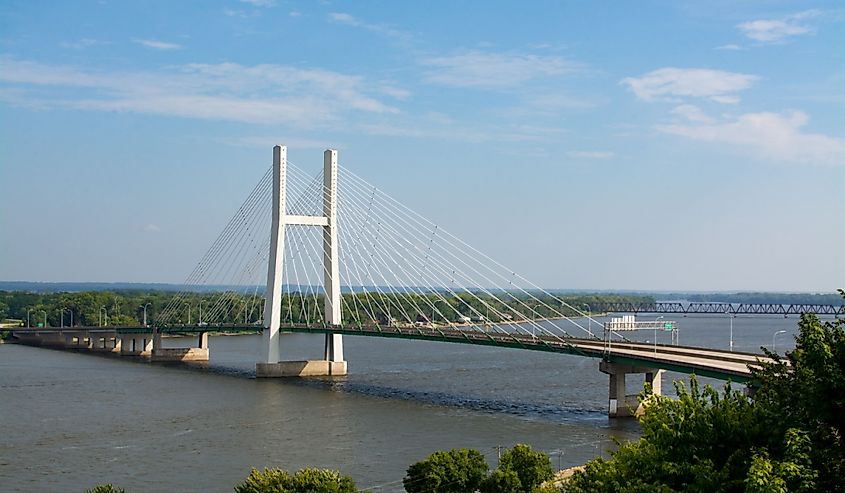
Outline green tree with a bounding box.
[234,467,359,493]
[750,308,844,491]
[235,468,293,493]
[480,469,522,493]
[564,299,845,493]
[498,444,553,493]
[85,485,125,493]
[290,468,359,493]
[403,448,488,493]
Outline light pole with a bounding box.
[772,330,787,353]
[582,303,592,336]
[141,303,151,326]
[653,316,664,353]
[199,300,206,325]
[100,306,108,327]
[26,308,32,328]
[39,310,47,327]
[725,310,734,352]
[60,308,73,328]
[184,302,192,325]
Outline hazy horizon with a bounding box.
[0,280,839,296]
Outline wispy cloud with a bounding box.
[0,57,399,127]
[240,0,276,7]
[715,44,742,51]
[328,12,410,41]
[567,151,615,159]
[134,39,183,51]
[143,223,161,233]
[521,92,601,110]
[670,104,714,123]
[421,50,580,90]
[223,9,254,18]
[658,110,845,166]
[621,68,757,103]
[738,10,822,43]
[378,84,411,100]
[60,38,107,50]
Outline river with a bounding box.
[0,313,816,492]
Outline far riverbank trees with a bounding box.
[0,290,652,328]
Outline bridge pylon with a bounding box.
[256,145,347,377]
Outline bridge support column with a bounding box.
[119,335,152,357]
[599,361,663,418]
[119,335,132,355]
[89,335,104,351]
[41,333,66,347]
[140,336,153,357]
[256,145,346,378]
[322,148,345,370]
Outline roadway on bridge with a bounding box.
[12,323,775,382]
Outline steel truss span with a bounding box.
[593,302,844,315]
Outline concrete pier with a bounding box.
[256,360,347,377]
[119,335,153,357]
[151,331,209,362]
[599,361,664,418]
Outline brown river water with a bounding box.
[0,314,807,492]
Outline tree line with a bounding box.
[87,443,557,493]
[661,291,843,305]
[0,290,653,328]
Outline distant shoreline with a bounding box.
[0,281,839,302]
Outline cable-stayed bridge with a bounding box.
[14,145,827,417]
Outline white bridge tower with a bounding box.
[256,145,347,377]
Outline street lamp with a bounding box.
[141,303,152,326]
[199,300,206,325]
[99,306,108,327]
[39,310,47,327]
[772,330,787,353]
[60,308,73,328]
[725,310,734,352]
[184,302,192,325]
[26,308,33,328]
[653,316,664,353]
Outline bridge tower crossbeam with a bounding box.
[256,145,347,377]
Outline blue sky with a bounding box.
[1,0,843,291]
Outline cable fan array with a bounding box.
[158,159,604,343]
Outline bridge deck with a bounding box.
[11,323,773,382]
